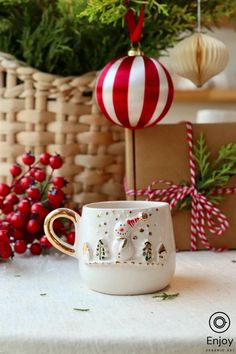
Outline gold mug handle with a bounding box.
[44,208,80,258]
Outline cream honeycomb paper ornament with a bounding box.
[170,33,229,87]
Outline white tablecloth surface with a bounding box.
[0,251,236,354]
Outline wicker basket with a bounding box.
[0,52,125,205]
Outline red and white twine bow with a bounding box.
[126,122,236,251]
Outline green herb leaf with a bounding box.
[73,308,90,312]
[40,293,47,296]
[152,292,179,300]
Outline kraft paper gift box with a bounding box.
[125,122,236,250]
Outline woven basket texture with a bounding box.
[0,52,125,205]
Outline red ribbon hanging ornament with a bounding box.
[95,5,174,130]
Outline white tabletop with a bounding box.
[1,251,236,354]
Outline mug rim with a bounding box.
[83,200,169,210]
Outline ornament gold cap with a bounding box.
[128,44,143,56]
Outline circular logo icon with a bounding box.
[209,312,230,333]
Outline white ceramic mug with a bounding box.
[44,201,176,295]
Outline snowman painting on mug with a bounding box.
[44,201,175,295]
[83,209,168,265]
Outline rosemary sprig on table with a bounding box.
[73,308,90,312]
[152,292,179,300]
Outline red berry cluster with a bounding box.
[0,152,72,261]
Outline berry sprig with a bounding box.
[0,152,71,261]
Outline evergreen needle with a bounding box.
[152,292,179,300]
[73,308,90,312]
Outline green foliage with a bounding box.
[80,0,168,24]
[0,0,129,75]
[193,134,236,205]
[81,0,236,26]
[0,0,236,75]
[193,133,212,185]
[177,134,236,210]
[82,0,236,57]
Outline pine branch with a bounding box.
[80,0,236,27]
[215,144,236,165]
[193,132,212,182]
[80,1,167,24]
[192,134,236,206]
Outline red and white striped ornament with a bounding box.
[95,55,174,129]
